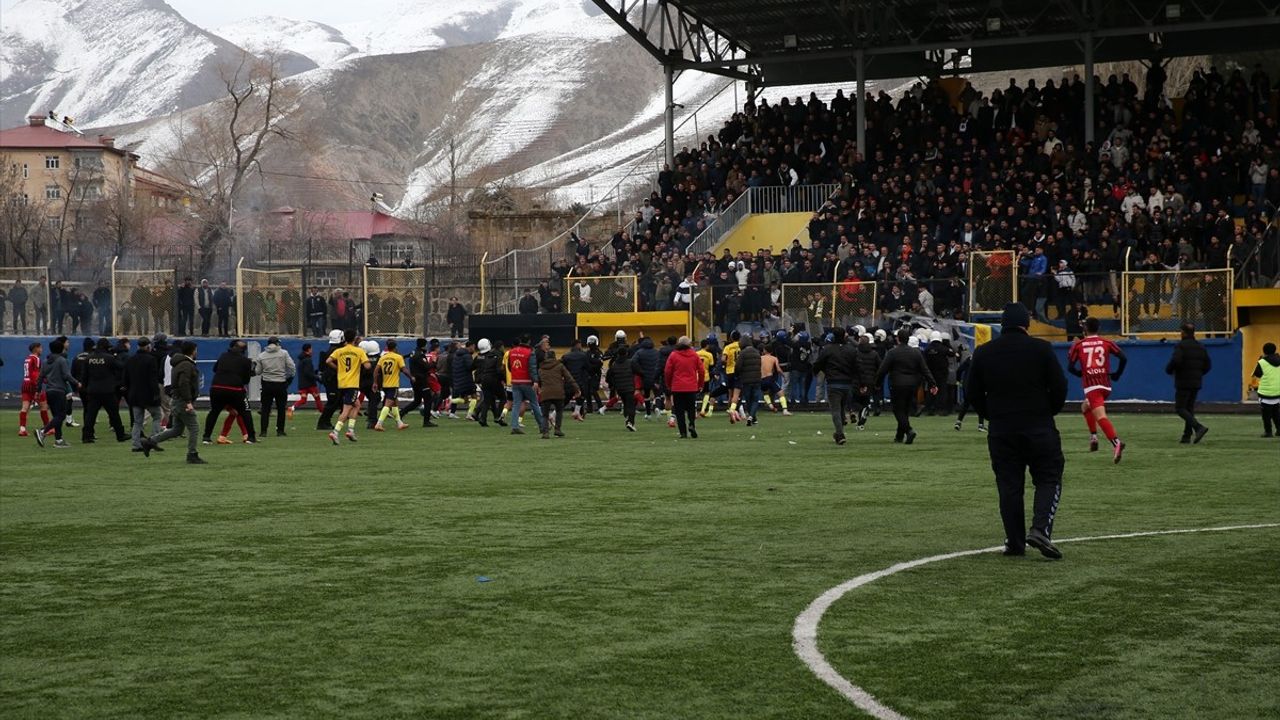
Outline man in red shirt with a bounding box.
[19,342,51,437]
[663,336,707,439]
[505,334,548,438]
[1066,317,1128,463]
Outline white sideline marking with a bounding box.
[792,523,1280,720]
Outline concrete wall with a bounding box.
[712,213,813,256]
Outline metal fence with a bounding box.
[0,266,51,335]
[686,184,840,255]
[364,266,427,337]
[111,258,178,337]
[968,250,1018,315]
[780,281,878,333]
[236,263,305,337]
[1121,268,1234,336]
[564,275,638,313]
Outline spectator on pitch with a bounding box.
[812,326,856,445]
[474,339,505,427]
[257,336,296,438]
[290,343,323,419]
[664,335,705,439]
[736,335,763,426]
[203,340,257,445]
[124,336,163,453]
[1166,323,1212,444]
[561,339,591,420]
[506,334,549,437]
[1249,342,1280,438]
[876,329,937,444]
[538,350,578,438]
[965,302,1068,560]
[401,339,436,427]
[140,341,205,464]
[34,338,77,449]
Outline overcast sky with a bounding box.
[165,0,397,30]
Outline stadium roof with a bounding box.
[591,0,1280,86]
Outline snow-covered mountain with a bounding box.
[214,15,357,68]
[0,0,252,127]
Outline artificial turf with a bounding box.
[1,409,1275,719]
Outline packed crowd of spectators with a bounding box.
[536,61,1277,330]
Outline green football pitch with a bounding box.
[1,409,1276,719]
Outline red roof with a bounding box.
[0,122,129,155]
[268,209,420,241]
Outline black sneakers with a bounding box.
[904,430,917,445]
[1027,528,1062,559]
[186,453,207,465]
[1194,426,1209,444]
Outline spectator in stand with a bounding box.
[518,289,539,315]
[212,282,234,337]
[446,298,468,337]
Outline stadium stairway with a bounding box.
[706,212,812,256]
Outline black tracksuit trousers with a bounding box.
[988,426,1064,548]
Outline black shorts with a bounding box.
[382,388,400,404]
[726,372,740,390]
[341,389,360,406]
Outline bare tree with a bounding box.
[0,157,49,267]
[164,52,297,277]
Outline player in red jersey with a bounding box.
[18,342,51,437]
[1066,317,1128,463]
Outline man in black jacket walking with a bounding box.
[203,340,257,444]
[875,329,937,444]
[125,337,163,451]
[812,327,856,444]
[966,303,1068,559]
[316,330,344,430]
[1166,323,1212,443]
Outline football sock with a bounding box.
[334,419,345,433]
[222,415,236,436]
[1084,410,1098,434]
[500,407,509,421]
[378,407,390,424]
[41,409,49,424]
[467,398,478,416]
[1099,417,1118,443]
[19,410,27,427]
[391,407,401,423]
[778,395,788,410]
[729,401,739,414]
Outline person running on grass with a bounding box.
[34,339,77,449]
[326,329,372,444]
[373,339,411,432]
[1066,316,1127,462]
[288,343,323,419]
[722,331,743,422]
[139,341,206,464]
[759,343,791,416]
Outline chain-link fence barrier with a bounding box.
[112,259,177,337]
[564,275,638,313]
[690,283,717,340]
[1121,268,1234,336]
[237,266,305,337]
[0,266,51,335]
[780,282,878,333]
[968,250,1018,315]
[364,266,427,337]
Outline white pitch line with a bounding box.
[792,522,1280,720]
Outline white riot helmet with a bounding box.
[908,335,920,348]
[853,324,866,337]
[615,330,627,340]
[874,328,887,341]
[477,338,492,353]
[929,330,943,343]
[328,329,344,345]
[586,335,599,346]
[359,340,380,356]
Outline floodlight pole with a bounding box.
[664,62,676,167]
[855,49,867,158]
[1083,33,1096,144]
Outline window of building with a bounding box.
[22,163,28,178]
[45,156,60,170]
[310,269,339,287]
[376,240,418,261]
[74,183,102,200]
[74,156,102,171]
[8,194,28,207]
[46,216,62,232]
[45,184,61,200]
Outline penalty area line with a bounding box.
[792,522,1280,720]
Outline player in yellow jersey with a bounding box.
[373,339,412,432]
[722,331,743,422]
[325,329,371,445]
[697,339,716,417]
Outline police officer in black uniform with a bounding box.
[316,330,343,430]
[965,303,1069,559]
[81,337,128,443]
[875,329,937,444]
